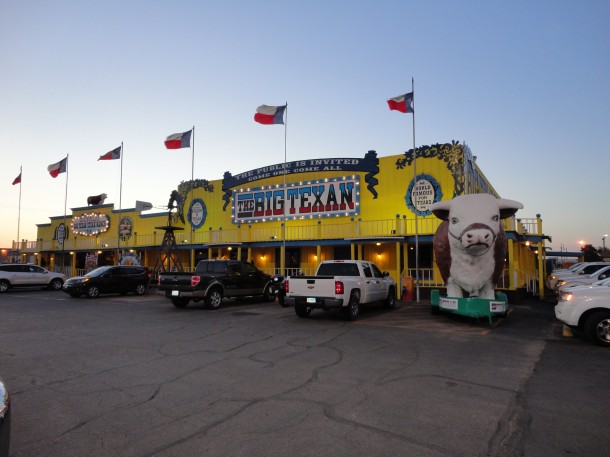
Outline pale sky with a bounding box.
[2,0,609,252]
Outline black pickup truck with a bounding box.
[157,260,275,309]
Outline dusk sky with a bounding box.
[2,0,609,253]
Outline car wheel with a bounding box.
[585,311,610,347]
[205,289,223,309]
[49,278,63,290]
[0,280,9,293]
[172,297,190,308]
[383,288,396,309]
[344,294,360,321]
[295,304,311,318]
[135,284,147,295]
[263,283,275,302]
[87,286,100,298]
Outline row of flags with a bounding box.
[10,92,414,184]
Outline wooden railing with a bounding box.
[14,216,541,253]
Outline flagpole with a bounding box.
[16,166,22,258]
[117,141,124,265]
[282,103,287,277]
[190,126,195,270]
[411,78,420,303]
[62,154,69,273]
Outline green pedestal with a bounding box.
[430,290,508,326]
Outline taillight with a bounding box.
[285,280,289,292]
[335,281,344,294]
[191,276,201,287]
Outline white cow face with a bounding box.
[431,194,523,256]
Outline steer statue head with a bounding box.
[430,194,523,299]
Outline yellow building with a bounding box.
[18,142,551,299]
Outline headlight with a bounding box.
[559,292,573,302]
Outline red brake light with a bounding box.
[191,276,201,287]
[285,280,289,292]
[335,281,344,294]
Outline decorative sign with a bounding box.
[223,151,379,210]
[232,176,360,224]
[120,252,141,266]
[71,213,110,236]
[85,253,98,273]
[189,198,207,230]
[489,301,506,313]
[405,174,442,216]
[118,217,133,240]
[440,297,459,310]
[54,223,68,241]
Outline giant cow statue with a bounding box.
[430,194,523,300]
[87,193,108,206]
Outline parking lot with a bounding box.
[1,289,609,457]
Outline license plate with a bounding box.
[306,297,317,304]
[171,290,180,297]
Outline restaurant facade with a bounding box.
[15,141,551,299]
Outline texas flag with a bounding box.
[254,105,286,125]
[387,92,414,113]
[98,145,121,161]
[12,172,21,185]
[165,129,192,149]
[48,157,68,178]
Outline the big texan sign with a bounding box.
[233,176,360,224]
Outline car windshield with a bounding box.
[84,266,113,278]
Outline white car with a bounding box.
[556,265,610,293]
[548,262,610,290]
[555,280,610,346]
[0,264,66,293]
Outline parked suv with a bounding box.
[63,265,151,298]
[0,264,66,293]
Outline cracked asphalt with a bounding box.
[1,289,608,456]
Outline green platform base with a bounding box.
[430,289,509,327]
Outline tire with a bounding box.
[344,294,360,321]
[585,311,610,347]
[383,288,396,309]
[295,304,312,318]
[205,288,223,309]
[0,280,9,293]
[134,283,147,296]
[263,283,275,302]
[87,286,100,298]
[49,278,63,291]
[172,297,190,308]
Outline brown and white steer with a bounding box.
[430,194,523,299]
[87,193,108,206]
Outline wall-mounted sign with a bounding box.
[71,213,110,236]
[222,151,379,210]
[118,217,133,240]
[189,198,207,230]
[405,174,442,216]
[232,176,360,224]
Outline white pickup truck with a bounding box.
[284,260,397,320]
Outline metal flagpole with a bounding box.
[412,78,420,302]
[117,142,124,265]
[282,104,287,276]
[16,166,22,257]
[190,126,195,270]
[62,154,69,273]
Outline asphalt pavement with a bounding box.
[0,290,608,457]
